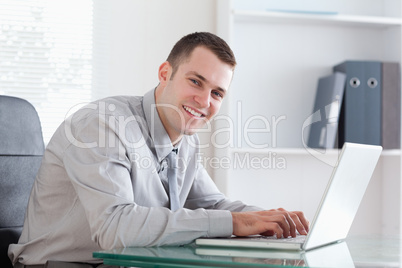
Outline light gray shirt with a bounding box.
[9,89,261,265]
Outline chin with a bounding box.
[183,129,197,136]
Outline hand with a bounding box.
[231,208,309,238]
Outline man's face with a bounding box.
[155,46,233,144]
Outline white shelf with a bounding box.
[229,147,333,156]
[230,147,401,157]
[216,0,402,237]
[233,10,402,28]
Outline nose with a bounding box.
[194,90,210,108]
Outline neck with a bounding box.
[171,135,183,147]
[154,85,183,146]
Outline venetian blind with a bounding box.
[0,0,96,143]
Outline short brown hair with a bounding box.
[166,32,236,78]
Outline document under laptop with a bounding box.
[196,142,382,251]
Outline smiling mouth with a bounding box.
[183,105,205,118]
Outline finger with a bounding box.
[266,214,292,238]
[260,230,276,237]
[283,212,297,237]
[266,222,283,239]
[277,208,309,235]
[296,211,310,232]
[290,211,309,234]
[260,209,305,237]
[274,209,296,237]
[293,211,310,232]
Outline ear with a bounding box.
[158,61,172,86]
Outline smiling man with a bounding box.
[155,45,232,143]
[9,32,309,267]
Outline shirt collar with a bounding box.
[143,88,180,162]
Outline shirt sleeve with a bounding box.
[62,113,233,250]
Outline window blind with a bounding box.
[0,0,95,143]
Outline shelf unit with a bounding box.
[214,0,402,236]
[233,10,402,27]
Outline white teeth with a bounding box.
[184,106,202,117]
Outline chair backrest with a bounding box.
[0,96,44,267]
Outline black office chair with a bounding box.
[0,96,45,268]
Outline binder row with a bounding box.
[308,61,401,150]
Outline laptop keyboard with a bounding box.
[249,235,307,243]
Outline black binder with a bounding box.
[334,61,382,147]
[308,72,346,149]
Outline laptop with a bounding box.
[196,142,382,251]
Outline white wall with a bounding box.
[100,0,217,97]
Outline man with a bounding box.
[9,32,309,266]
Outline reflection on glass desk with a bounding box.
[93,236,401,267]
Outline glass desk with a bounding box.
[93,236,401,267]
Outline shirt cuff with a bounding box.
[241,206,264,212]
[206,210,233,238]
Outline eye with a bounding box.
[212,90,223,99]
[190,78,200,86]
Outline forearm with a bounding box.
[95,205,233,249]
[213,198,264,212]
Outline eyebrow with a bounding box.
[186,71,227,94]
